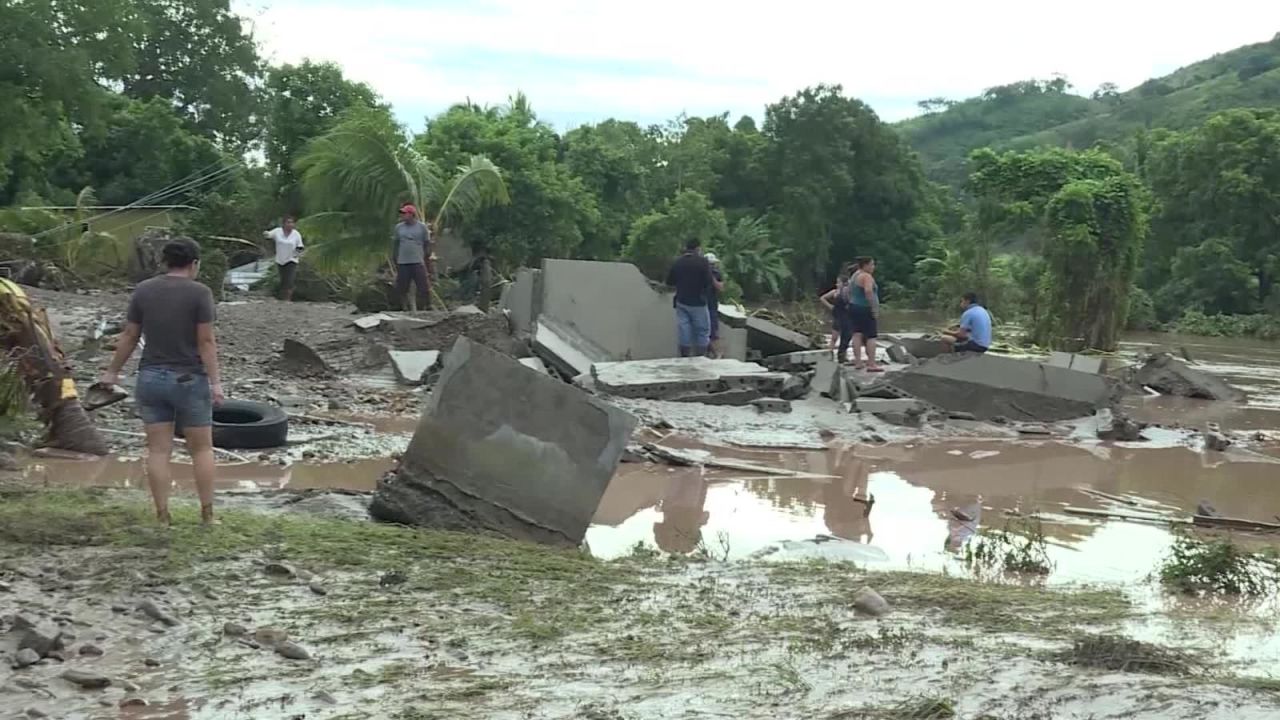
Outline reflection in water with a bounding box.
[588,441,1280,587]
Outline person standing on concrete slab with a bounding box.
[820,262,856,363]
[392,203,432,312]
[665,238,715,357]
[704,252,726,358]
[849,257,884,372]
[264,215,304,301]
[942,291,993,353]
[100,238,222,526]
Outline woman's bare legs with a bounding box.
[183,425,217,524]
[143,423,175,524]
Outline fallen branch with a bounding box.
[97,428,252,463]
[644,443,839,479]
[287,413,374,429]
[1078,488,1140,506]
[1063,506,1189,526]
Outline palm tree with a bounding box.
[715,216,792,299]
[295,107,510,277]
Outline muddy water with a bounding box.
[588,440,1280,585]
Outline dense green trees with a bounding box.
[4,0,1280,344]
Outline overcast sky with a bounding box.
[236,0,1280,131]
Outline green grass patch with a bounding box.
[1159,532,1280,597]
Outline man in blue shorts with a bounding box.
[943,291,993,353]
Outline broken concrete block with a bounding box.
[855,398,922,414]
[1134,353,1242,401]
[671,388,763,406]
[746,316,812,356]
[452,304,485,316]
[517,356,551,375]
[751,398,792,414]
[388,350,441,386]
[764,350,830,371]
[540,259,675,361]
[591,357,781,400]
[369,337,636,546]
[886,354,1111,422]
[814,356,840,398]
[779,374,811,401]
[532,317,608,379]
[885,343,914,365]
[719,325,749,361]
[502,268,540,335]
[352,313,393,331]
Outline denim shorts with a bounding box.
[675,303,711,349]
[135,367,213,427]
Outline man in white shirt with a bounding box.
[264,216,304,301]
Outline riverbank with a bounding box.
[3,489,1280,720]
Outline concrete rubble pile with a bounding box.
[369,337,636,546]
[1129,352,1243,401]
[501,259,813,375]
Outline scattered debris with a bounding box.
[60,669,111,689]
[778,373,810,401]
[1203,429,1232,452]
[592,357,786,400]
[274,641,312,661]
[370,337,637,546]
[1055,634,1198,675]
[136,599,178,626]
[1097,410,1148,441]
[745,316,812,356]
[885,343,914,365]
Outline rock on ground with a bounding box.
[136,599,178,626]
[852,587,891,617]
[60,669,111,689]
[13,648,41,668]
[274,641,312,660]
[1134,353,1243,401]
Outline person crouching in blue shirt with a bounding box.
[942,291,993,353]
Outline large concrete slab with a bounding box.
[540,259,675,361]
[746,316,812,356]
[387,350,441,386]
[369,337,636,546]
[1048,351,1106,374]
[717,304,748,329]
[592,357,782,400]
[886,354,1111,422]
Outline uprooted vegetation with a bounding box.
[1053,633,1202,676]
[962,518,1054,576]
[1158,532,1280,596]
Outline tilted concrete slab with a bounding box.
[518,356,551,375]
[540,259,675,361]
[501,268,540,335]
[855,398,923,414]
[532,317,609,379]
[369,337,636,546]
[719,325,748,361]
[886,353,1111,422]
[764,350,830,371]
[717,304,748,329]
[813,356,840,398]
[592,357,781,400]
[746,316,812,356]
[387,350,441,386]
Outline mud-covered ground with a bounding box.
[5,489,1280,720]
[8,290,1280,718]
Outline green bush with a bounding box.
[1172,310,1280,340]
[1159,533,1280,596]
[1126,286,1159,330]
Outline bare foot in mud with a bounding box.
[156,509,172,526]
[865,364,885,373]
[200,504,217,526]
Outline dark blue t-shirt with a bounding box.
[665,252,714,307]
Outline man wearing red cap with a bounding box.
[392,203,432,311]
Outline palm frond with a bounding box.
[435,156,510,230]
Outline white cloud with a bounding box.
[235,0,1280,129]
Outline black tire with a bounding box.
[177,399,289,449]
